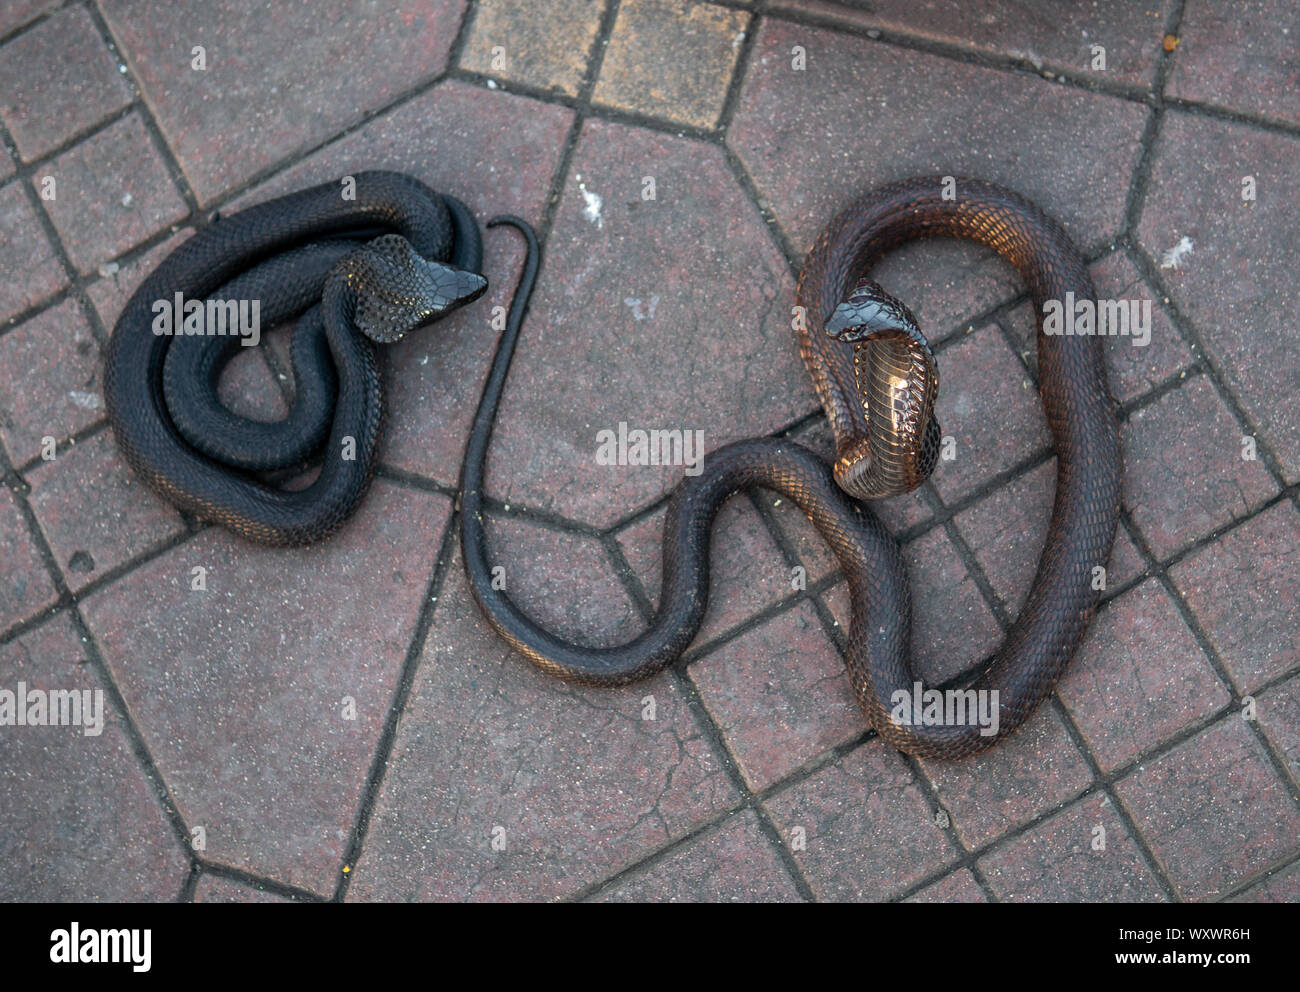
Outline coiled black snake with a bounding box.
[104,171,487,546]
[462,176,1121,760]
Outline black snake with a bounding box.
[461,177,1121,760]
[104,171,487,546]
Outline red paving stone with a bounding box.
[482,119,808,528]
[619,497,798,649]
[897,526,1004,684]
[1230,861,1300,904]
[81,482,451,897]
[977,793,1165,902]
[929,324,1051,504]
[86,228,194,330]
[904,868,987,903]
[346,554,737,902]
[191,875,295,904]
[1256,675,1299,786]
[730,18,1148,256]
[1167,0,1300,127]
[479,512,642,645]
[0,614,188,901]
[1170,498,1300,694]
[0,5,132,161]
[1115,717,1300,901]
[1003,249,1196,405]
[764,741,956,901]
[1136,112,1300,483]
[225,81,574,490]
[4,0,1297,902]
[688,601,864,791]
[593,809,800,902]
[0,0,59,37]
[1121,376,1278,560]
[859,237,1025,349]
[0,485,58,633]
[820,520,1005,688]
[100,0,469,203]
[0,180,66,322]
[1058,579,1230,772]
[954,459,1145,618]
[771,0,1176,89]
[26,431,187,592]
[919,705,1093,850]
[0,299,102,467]
[38,112,188,274]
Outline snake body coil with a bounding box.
[104,171,487,546]
[464,178,1121,760]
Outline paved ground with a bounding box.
[0,0,1297,903]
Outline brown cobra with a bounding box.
[461,176,1122,759]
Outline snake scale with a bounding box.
[104,169,1120,760]
[462,176,1121,760]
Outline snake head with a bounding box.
[825,278,921,343]
[349,234,488,344]
[823,278,941,499]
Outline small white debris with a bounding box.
[623,296,659,321]
[1008,48,1045,71]
[1160,235,1194,269]
[121,192,133,207]
[68,390,102,410]
[486,79,498,89]
[576,175,603,229]
[97,261,120,278]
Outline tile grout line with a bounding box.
[0,434,203,895]
[1110,1,1300,818]
[332,495,464,901]
[0,0,79,46]
[896,0,1193,902]
[0,69,207,885]
[185,860,328,904]
[1118,500,1300,817]
[761,0,1300,142]
[562,0,818,902]
[328,0,490,902]
[1046,694,1184,902]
